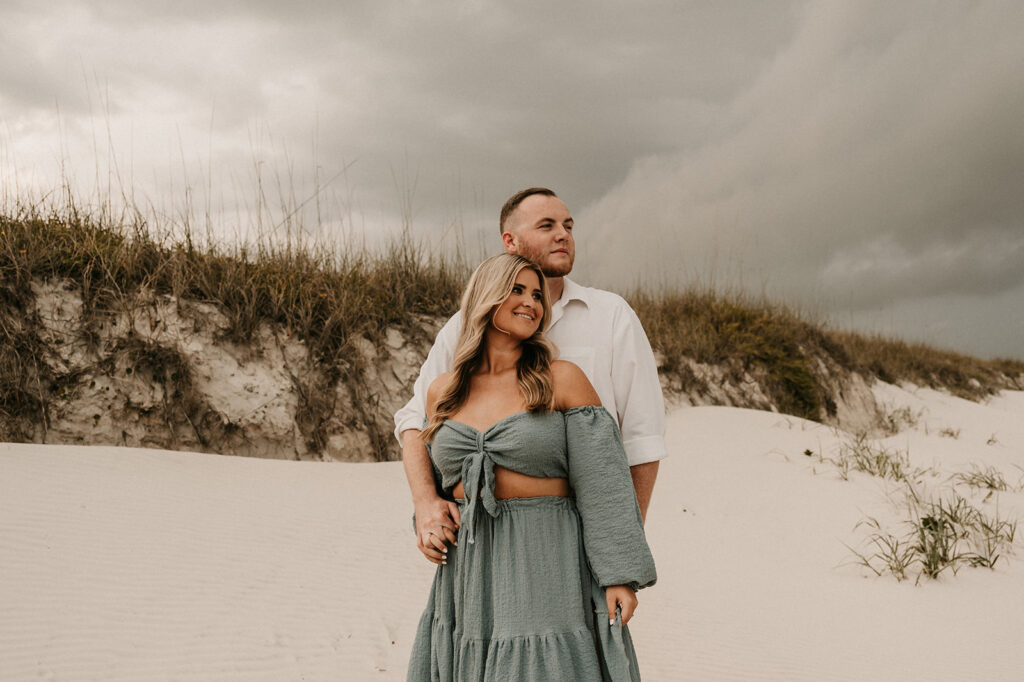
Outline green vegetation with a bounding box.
[2,202,1023,456]
[815,432,1020,583]
[630,290,843,420]
[850,489,1018,583]
[828,331,1024,401]
[1,206,464,452]
[827,434,923,483]
[633,291,1024,422]
[952,465,1011,492]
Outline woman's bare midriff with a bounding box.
[451,465,570,501]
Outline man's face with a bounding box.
[502,194,575,277]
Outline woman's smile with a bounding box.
[492,268,544,337]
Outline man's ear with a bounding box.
[501,230,516,253]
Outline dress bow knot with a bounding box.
[459,434,500,544]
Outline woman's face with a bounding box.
[491,267,544,339]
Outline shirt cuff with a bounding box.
[394,414,426,444]
[622,435,668,466]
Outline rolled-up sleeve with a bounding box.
[611,304,667,466]
[393,312,462,442]
[565,406,657,591]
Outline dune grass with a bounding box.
[629,289,846,420]
[1,207,464,349]
[952,465,1012,493]
[816,431,1020,583]
[851,489,1018,583]
[827,331,1024,400]
[3,199,1023,454]
[1,204,465,450]
[828,433,923,483]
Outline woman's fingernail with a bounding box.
[609,619,616,626]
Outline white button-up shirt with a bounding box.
[393,277,667,466]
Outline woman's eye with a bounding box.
[533,293,542,301]
[511,285,523,294]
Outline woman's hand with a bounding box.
[414,496,461,565]
[605,585,638,625]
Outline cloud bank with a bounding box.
[1,1,1022,357]
[576,1,1024,358]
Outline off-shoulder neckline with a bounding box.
[443,405,603,435]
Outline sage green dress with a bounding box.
[407,406,657,681]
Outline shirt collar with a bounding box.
[555,276,590,309]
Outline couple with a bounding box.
[395,188,667,681]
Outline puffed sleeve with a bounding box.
[565,406,657,591]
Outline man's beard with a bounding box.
[518,245,573,277]
[541,262,572,277]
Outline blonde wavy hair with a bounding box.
[421,254,556,442]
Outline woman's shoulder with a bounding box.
[551,359,586,383]
[551,360,601,410]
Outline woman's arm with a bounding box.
[554,361,655,625]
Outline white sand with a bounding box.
[2,385,1022,681]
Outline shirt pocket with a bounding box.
[557,346,596,382]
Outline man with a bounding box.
[395,187,666,564]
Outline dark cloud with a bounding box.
[1,1,1021,358]
[577,0,1024,360]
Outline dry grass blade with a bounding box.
[952,465,1009,492]
[1,206,467,459]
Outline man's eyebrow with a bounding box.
[534,216,573,226]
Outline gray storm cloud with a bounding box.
[2,0,1022,358]
[1,0,796,219]
[577,0,1024,324]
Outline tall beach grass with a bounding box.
[2,180,1023,454]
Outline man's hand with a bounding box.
[414,496,461,565]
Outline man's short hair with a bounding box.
[499,187,558,234]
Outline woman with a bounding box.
[407,253,656,681]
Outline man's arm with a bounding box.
[393,312,461,442]
[611,302,667,520]
[394,313,462,562]
[630,460,659,524]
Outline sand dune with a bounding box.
[2,384,1022,681]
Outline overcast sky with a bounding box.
[2,0,1022,360]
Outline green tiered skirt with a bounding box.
[407,496,642,681]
